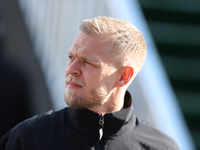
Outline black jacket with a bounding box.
[0,91,179,150]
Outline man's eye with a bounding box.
[68,55,74,60]
[85,61,93,65]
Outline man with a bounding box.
[0,16,179,150]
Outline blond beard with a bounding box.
[64,87,108,109]
[64,76,110,109]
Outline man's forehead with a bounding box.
[68,44,90,56]
[70,40,107,55]
[68,32,115,62]
[68,39,83,55]
[75,32,112,47]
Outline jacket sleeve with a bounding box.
[0,128,25,150]
[0,131,8,150]
[0,118,39,150]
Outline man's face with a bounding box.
[64,32,119,109]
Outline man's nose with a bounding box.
[65,59,81,76]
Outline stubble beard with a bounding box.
[64,87,108,109]
[64,76,110,109]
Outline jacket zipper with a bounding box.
[98,114,104,142]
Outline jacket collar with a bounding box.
[68,91,136,141]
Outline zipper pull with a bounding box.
[98,114,104,142]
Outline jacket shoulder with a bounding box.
[16,108,68,130]
[134,118,180,150]
[0,107,70,150]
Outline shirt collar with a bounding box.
[68,90,136,141]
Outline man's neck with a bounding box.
[88,89,125,114]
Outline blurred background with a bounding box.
[0,0,199,149]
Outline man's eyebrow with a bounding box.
[68,51,76,58]
[82,55,101,66]
[68,50,101,66]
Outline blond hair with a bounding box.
[80,16,146,79]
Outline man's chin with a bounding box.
[66,100,88,109]
[65,96,97,110]
[64,93,86,109]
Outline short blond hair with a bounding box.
[80,16,146,79]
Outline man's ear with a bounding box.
[115,66,134,87]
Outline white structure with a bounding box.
[18,0,195,149]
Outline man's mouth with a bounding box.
[67,81,82,88]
